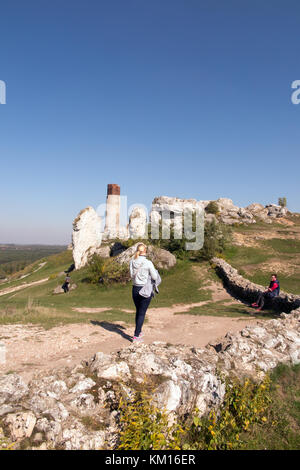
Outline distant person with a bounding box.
[62,275,71,293]
[130,243,159,343]
[252,274,280,311]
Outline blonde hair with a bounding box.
[134,243,147,259]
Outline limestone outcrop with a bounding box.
[0,307,299,449]
[115,242,177,270]
[72,207,102,270]
[71,185,292,270]
[53,283,77,294]
[150,196,205,235]
[212,257,300,312]
[129,207,148,239]
[151,196,290,227]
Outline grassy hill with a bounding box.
[0,244,67,278]
[0,214,299,329]
[222,215,300,295]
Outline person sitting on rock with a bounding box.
[252,274,280,311]
[62,275,71,293]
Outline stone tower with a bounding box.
[104,184,121,239]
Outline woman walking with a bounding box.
[130,243,158,343]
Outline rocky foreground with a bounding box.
[0,308,299,450]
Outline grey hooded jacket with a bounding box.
[129,255,161,298]
[139,271,162,298]
[130,255,158,286]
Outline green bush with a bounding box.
[116,374,273,451]
[117,389,184,450]
[278,197,287,208]
[195,221,232,261]
[147,217,231,261]
[205,201,219,215]
[183,375,272,450]
[86,255,130,285]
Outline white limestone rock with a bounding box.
[129,206,148,239]
[4,412,37,441]
[72,207,103,269]
[70,378,96,394]
[0,374,29,405]
[115,242,176,270]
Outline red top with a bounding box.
[270,282,279,291]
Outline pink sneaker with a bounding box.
[132,336,143,343]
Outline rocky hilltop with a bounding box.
[72,189,291,269]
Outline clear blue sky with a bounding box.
[1,0,299,244]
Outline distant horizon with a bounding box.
[1,191,298,246]
[0,243,68,246]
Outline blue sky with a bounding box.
[0,0,299,244]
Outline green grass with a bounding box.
[0,250,74,291]
[0,244,67,278]
[0,259,212,328]
[1,219,300,330]
[0,303,136,330]
[175,300,277,320]
[222,228,300,295]
[243,363,300,449]
[223,245,272,267]
[246,270,300,295]
[263,238,300,254]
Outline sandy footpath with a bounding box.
[0,269,259,382]
[0,302,258,383]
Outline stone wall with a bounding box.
[212,257,300,312]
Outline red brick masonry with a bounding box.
[107,184,120,196]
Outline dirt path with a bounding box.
[0,278,49,297]
[0,278,259,383]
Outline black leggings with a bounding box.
[62,282,69,293]
[256,291,275,309]
[132,286,152,337]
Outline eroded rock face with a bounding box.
[150,196,290,227]
[53,283,77,294]
[265,204,288,218]
[4,412,36,440]
[72,207,103,269]
[115,242,177,270]
[129,207,148,239]
[0,308,300,449]
[0,374,28,405]
[150,196,206,234]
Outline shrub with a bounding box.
[117,389,184,450]
[278,197,287,208]
[183,375,272,450]
[147,216,231,261]
[195,221,232,261]
[116,375,273,451]
[205,201,219,215]
[86,255,130,285]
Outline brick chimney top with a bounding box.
[107,184,120,196]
